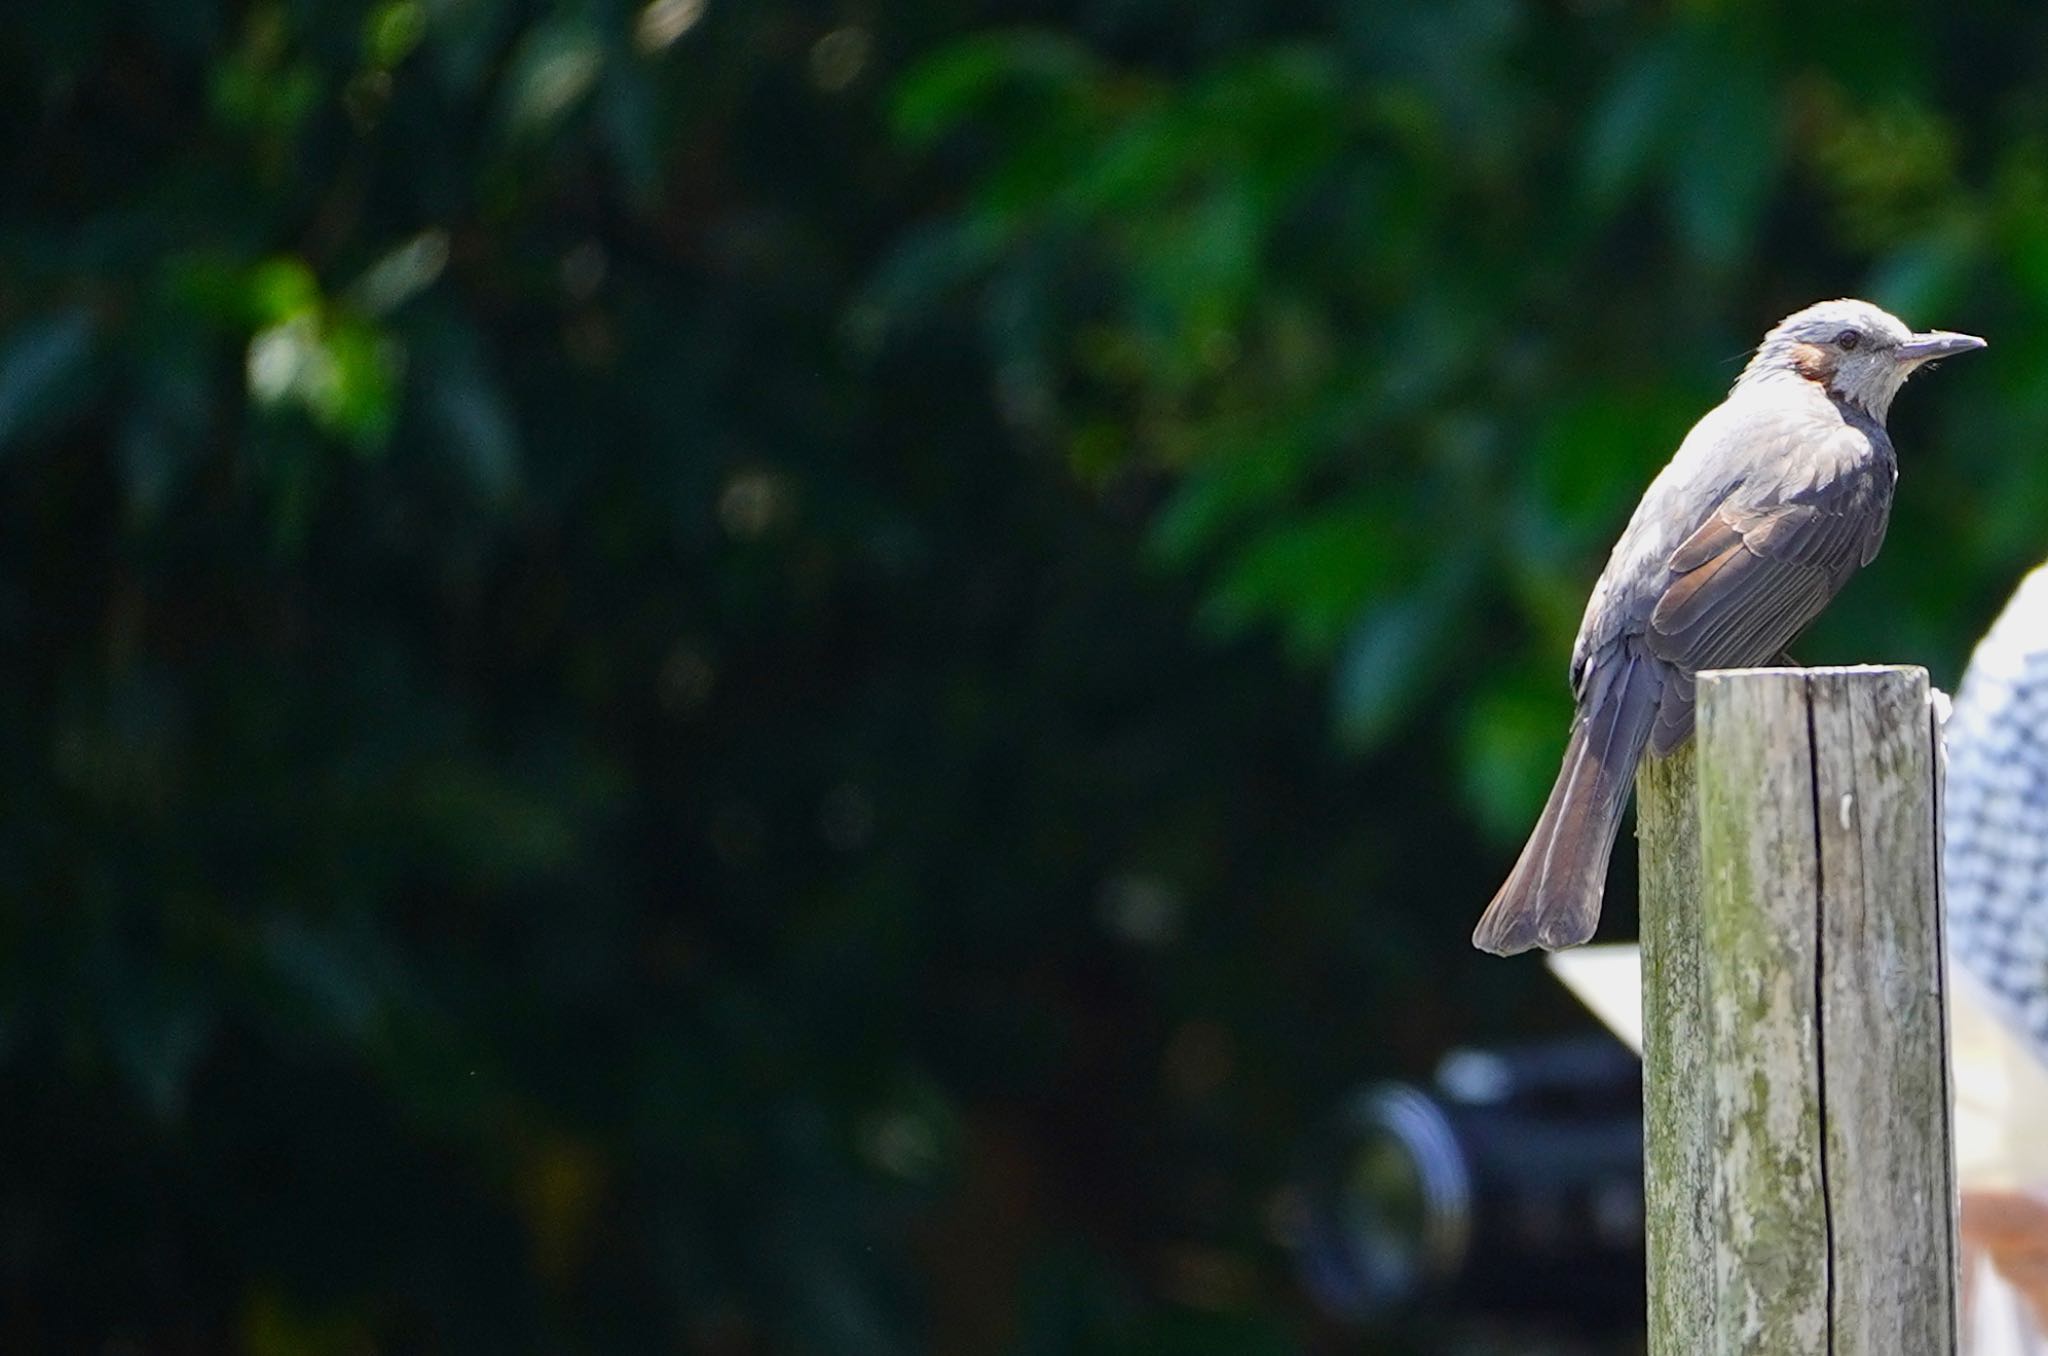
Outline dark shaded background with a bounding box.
[0,1,2039,1352]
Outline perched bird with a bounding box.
[1473,299,1985,955]
[1944,562,2048,1068]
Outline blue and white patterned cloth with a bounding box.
[1944,563,2048,1071]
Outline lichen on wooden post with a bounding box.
[1638,665,1958,1356]
[1806,668,1957,1356]
[1639,740,1710,1355]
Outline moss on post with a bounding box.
[1639,666,1957,1356]
[1639,740,1710,1355]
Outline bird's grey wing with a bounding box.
[1641,423,1891,749]
[1651,506,1849,662]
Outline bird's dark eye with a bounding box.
[1835,329,1861,351]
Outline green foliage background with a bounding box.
[0,0,2036,1351]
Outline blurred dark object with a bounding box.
[1287,1037,1644,1331]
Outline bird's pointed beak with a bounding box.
[1898,330,1987,362]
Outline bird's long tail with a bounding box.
[1471,654,1662,955]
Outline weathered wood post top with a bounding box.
[1638,665,1957,1356]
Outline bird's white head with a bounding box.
[1738,297,1985,421]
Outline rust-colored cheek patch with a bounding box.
[1789,342,1834,383]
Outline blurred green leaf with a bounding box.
[1333,560,1477,751]
[1200,500,1400,659]
[101,962,215,1122]
[209,5,320,135]
[1147,424,1317,567]
[363,0,425,70]
[598,46,663,199]
[501,20,604,135]
[251,257,322,323]
[1522,386,1697,555]
[0,309,96,455]
[1460,669,1572,844]
[419,316,522,506]
[1667,46,1783,269]
[351,232,450,315]
[262,915,392,1044]
[1581,43,1681,213]
[891,31,1099,147]
[1869,221,1979,320]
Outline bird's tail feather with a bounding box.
[1471,655,1661,955]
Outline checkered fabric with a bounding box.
[1945,563,2048,1069]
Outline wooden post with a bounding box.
[1638,666,1958,1356]
[1640,739,1710,1349]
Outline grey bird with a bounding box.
[1472,299,1985,956]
